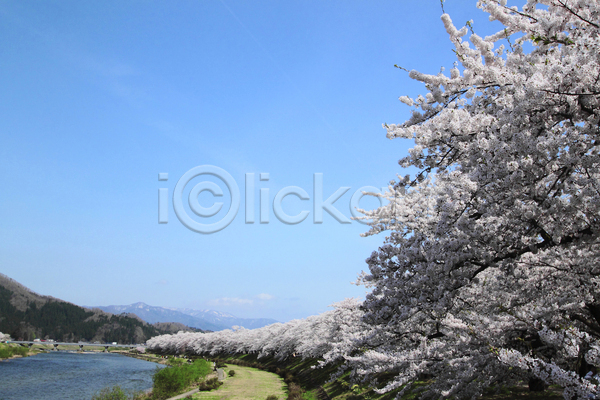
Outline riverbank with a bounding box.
[200,352,565,400]
[191,363,286,400]
[0,342,139,361]
[113,350,171,365]
[0,343,38,360]
[116,359,287,400]
[0,343,162,365]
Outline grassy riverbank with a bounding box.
[152,357,213,399]
[202,353,564,400]
[0,343,37,359]
[99,350,565,399]
[192,363,286,400]
[0,342,131,360]
[93,357,213,400]
[114,350,172,365]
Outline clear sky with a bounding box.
[0,1,510,322]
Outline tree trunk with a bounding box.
[528,377,546,392]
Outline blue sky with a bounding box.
[0,1,509,322]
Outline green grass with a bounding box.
[147,353,569,400]
[193,396,221,400]
[192,363,287,400]
[151,359,213,400]
[301,391,318,400]
[165,356,188,366]
[198,353,567,400]
[91,385,146,400]
[0,343,31,359]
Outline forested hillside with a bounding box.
[0,274,196,343]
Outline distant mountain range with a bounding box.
[0,272,277,341]
[90,302,278,331]
[0,273,201,344]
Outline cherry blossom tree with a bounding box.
[146,2,600,398]
[353,0,600,398]
[146,299,366,363]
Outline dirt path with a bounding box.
[192,364,287,400]
[168,388,200,399]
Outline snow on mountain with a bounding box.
[91,302,278,331]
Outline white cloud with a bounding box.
[256,293,274,301]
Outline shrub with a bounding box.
[91,386,128,400]
[266,395,279,400]
[0,343,29,359]
[283,372,294,384]
[152,367,188,399]
[166,356,186,366]
[287,383,303,400]
[151,359,212,399]
[228,369,235,377]
[198,377,223,391]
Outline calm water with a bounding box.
[0,351,166,400]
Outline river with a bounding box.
[0,351,166,400]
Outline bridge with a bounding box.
[4,340,143,352]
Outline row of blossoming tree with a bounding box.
[147,298,367,365]
[148,1,600,398]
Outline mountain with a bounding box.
[0,274,198,343]
[93,302,278,331]
[92,302,224,331]
[174,308,279,330]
